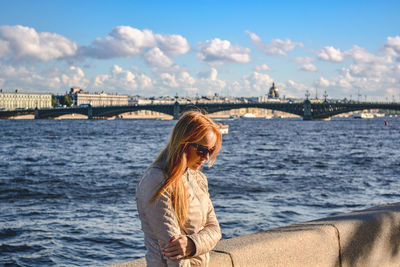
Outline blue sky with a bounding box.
[0,0,399,100]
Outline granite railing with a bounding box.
[109,202,400,267]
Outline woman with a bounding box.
[136,110,222,266]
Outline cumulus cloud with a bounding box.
[194,68,227,95]
[254,64,271,71]
[295,57,318,72]
[343,45,391,78]
[197,38,251,65]
[136,73,153,89]
[0,39,10,57]
[312,41,400,98]
[61,66,88,88]
[197,68,218,80]
[314,77,330,88]
[79,26,189,64]
[79,26,156,59]
[311,62,400,99]
[0,25,77,62]
[0,64,88,92]
[242,72,274,94]
[159,71,196,89]
[0,64,30,80]
[160,73,179,88]
[395,63,400,75]
[155,34,190,56]
[345,45,391,64]
[283,80,312,98]
[317,46,344,62]
[177,71,195,86]
[144,47,174,68]
[246,30,303,56]
[383,36,400,57]
[92,64,155,91]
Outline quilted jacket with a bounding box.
[136,165,221,267]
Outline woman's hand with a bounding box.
[162,235,195,261]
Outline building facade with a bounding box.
[0,91,52,110]
[68,88,128,106]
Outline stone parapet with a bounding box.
[109,202,400,267]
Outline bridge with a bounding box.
[1,100,400,120]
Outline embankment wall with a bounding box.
[109,202,400,267]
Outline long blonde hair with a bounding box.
[151,110,222,229]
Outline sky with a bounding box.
[0,0,399,100]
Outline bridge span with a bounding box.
[1,100,400,120]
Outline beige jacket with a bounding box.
[136,165,221,267]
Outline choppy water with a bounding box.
[1,117,399,266]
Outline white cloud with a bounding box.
[0,39,10,57]
[385,87,398,98]
[0,25,77,62]
[92,64,147,91]
[314,77,330,88]
[283,80,312,98]
[254,64,271,71]
[79,26,189,63]
[197,38,251,65]
[343,46,391,78]
[383,36,400,57]
[0,64,29,77]
[61,66,88,88]
[242,72,274,94]
[137,73,153,89]
[144,47,174,68]
[80,26,156,59]
[0,64,88,92]
[317,46,344,62]
[312,62,400,98]
[197,68,218,80]
[160,73,179,88]
[348,62,390,78]
[295,57,318,72]
[177,71,195,86]
[155,34,190,56]
[345,45,391,65]
[159,71,196,90]
[395,63,400,75]
[195,68,227,95]
[246,31,303,56]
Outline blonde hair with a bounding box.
[151,110,222,229]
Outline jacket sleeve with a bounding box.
[137,169,190,267]
[187,174,222,256]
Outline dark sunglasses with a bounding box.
[189,143,216,158]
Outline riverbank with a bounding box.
[109,202,400,267]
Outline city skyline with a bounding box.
[0,0,399,100]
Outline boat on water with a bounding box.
[374,113,385,118]
[242,113,256,118]
[218,123,229,134]
[353,113,374,119]
[229,115,239,120]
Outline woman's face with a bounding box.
[186,130,217,170]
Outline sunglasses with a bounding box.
[189,143,216,158]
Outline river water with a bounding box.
[1,117,399,266]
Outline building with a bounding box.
[0,90,52,110]
[268,82,279,99]
[68,88,128,106]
